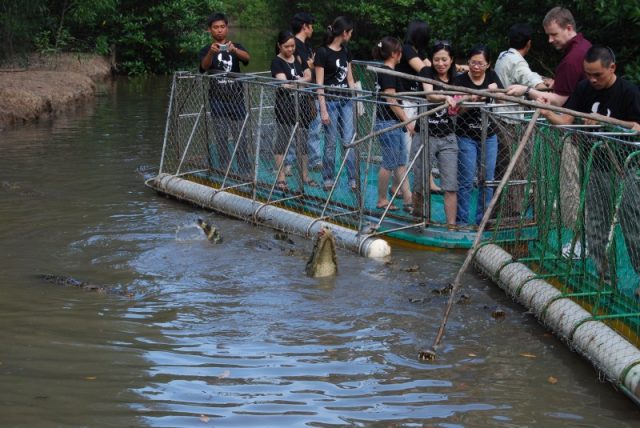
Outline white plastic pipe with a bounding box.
[146,173,391,258]
[474,243,640,402]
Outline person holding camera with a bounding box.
[199,12,252,177]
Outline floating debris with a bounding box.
[490,307,506,319]
[274,232,295,245]
[432,283,454,295]
[456,293,471,304]
[418,349,437,361]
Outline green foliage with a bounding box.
[229,0,273,27]
[3,0,640,80]
[0,0,45,61]
[294,0,640,84]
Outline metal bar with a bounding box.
[159,73,177,174]
[221,110,251,189]
[266,123,299,202]
[253,194,304,221]
[175,104,204,175]
[251,85,262,201]
[368,221,427,237]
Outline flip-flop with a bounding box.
[376,204,399,211]
[275,181,289,192]
[304,179,320,187]
[389,188,404,198]
[402,204,414,214]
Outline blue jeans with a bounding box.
[456,134,498,225]
[286,100,322,167]
[322,99,356,182]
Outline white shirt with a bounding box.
[495,48,543,88]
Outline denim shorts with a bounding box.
[376,120,407,170]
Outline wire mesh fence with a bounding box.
[158,69,520,242]
[487,110,640,327]
[151,65,640,390]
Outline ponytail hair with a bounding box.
[404,20,431,50]
[275,30,295,56]
[372,36,402,61]
[323,16,354,46]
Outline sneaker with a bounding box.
[561,241,584,258]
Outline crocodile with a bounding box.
[37,274,132,296]
[305,226,338,278]
[197,218,222,243]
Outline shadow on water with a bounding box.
[0,71,639,426]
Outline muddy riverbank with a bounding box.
[0,53,113,129]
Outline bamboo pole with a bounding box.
[369,65,638,131]
[419,109,542,360]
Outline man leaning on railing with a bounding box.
[540,45,640,286]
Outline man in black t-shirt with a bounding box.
[199,12,252,176]
[541,46,640,284]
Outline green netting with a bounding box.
[486,108,640,344]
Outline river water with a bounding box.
[1,76,638,426]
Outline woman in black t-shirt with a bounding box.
[270,30,315,191]
[372,36,414,212]
[454,44,503,225]
[415,41,461,227]
[314,16,357,191]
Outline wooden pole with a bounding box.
[369,65,638,131]
[420,109,542,360]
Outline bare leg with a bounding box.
[444,191,457,226]
[275,154,286,183]
[301,155,310,183]
[377,167,392,207]
[395,166,412,205]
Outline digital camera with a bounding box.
[219,44,228,52]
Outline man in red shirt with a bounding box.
[507,7,591,106]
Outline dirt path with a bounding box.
[0,53,113,130]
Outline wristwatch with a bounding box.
[524,87,531,99]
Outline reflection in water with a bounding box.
[0,75,638,426]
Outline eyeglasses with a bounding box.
[468,60,488,68]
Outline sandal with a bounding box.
[376,202,398,211]
[389,187,404,199]
[402,204,414,214]
[275,181,289,192]
[304,179,320,187]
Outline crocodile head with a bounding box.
[197,218,223,244]
[305,226,338,278]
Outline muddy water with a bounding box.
[0,76,638,426]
